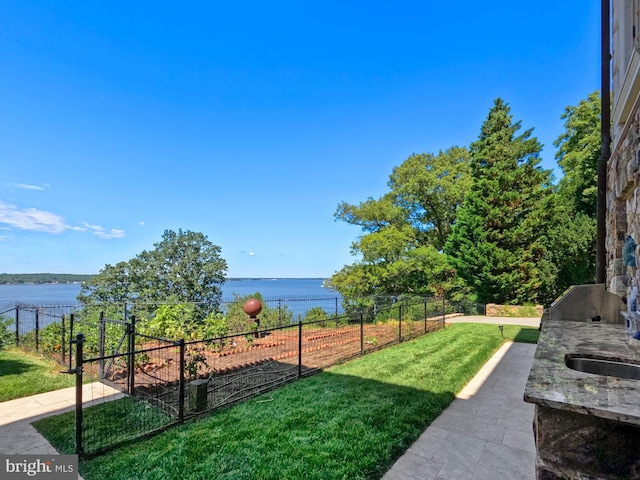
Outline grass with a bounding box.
[0,347,76,402]
[34,323,538,480]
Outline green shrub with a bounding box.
[35,322,63,353]
[0,316,13,350]
[140,303,199,340]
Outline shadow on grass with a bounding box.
[0,357,41,376]
[34,372,457,480]
[512,328,540,344]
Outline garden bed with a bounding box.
[96,320,444,416]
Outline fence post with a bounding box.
[424,300,428,334]
[72,333,85,455]
[298,321,303,378]
[68,313,74,372]
[61,315,66,365]
[35,309,39,352]
[398,304,403,343]
[98,311,105,378]
[127,316,136,395]
[14,307,19,346]
[178,339,185,423]
[442,297,446,324]
[360,313,364,353]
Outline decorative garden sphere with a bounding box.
[243,298,262,317]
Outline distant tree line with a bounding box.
[0,273,94,284]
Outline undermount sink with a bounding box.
[565,354,640,380]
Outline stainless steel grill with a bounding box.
[547,284,625,324]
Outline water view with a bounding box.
[0,278,335,306]
[0,279,342,320]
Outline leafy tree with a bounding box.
[546,203,596,295]
[548,91,601,288]
[336,147,471,250]
[330,147,472,299]
[79,229,227,319]
[445,98,558,304]
[134,229,227,305]
[78,261,135,305]
[554,91,601,218]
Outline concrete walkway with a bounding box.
[0,382,122,455]
[382,324,539,480]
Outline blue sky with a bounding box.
[1,1,601,278]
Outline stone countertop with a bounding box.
[524,319,640,426]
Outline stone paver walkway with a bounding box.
[382,340,538,480]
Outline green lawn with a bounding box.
[34,323,538,480]
[0,347,76,402]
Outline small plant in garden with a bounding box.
[37,322,64,353]
[200,312,229,351]
[185,348,209,380]
[134,352,151,369]
[364,336,377,346]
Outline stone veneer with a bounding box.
[607,101,640,300]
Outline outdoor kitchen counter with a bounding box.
[524,319,640,426]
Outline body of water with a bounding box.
[0,278,338,308]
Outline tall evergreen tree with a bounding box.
[445,98,557,304]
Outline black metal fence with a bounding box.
[1,295,479,456]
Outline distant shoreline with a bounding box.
[226,278,327,281]
[0,273,94,285]
[0,275,328,285]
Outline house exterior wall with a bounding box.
[608,1,640,298]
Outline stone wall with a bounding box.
[485,303,543,317]
[606,101,640,302]
[534,405,640,479]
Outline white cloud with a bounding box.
[249,252,255,256]
[0,201,67,233]
[81,222,126,239]
[139,221,145,226]
[14,183,46,191]
[0,201,125,239]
